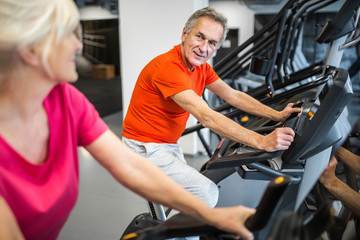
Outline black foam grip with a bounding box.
[245,176,290,231]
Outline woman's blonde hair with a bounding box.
[0,0,80,80]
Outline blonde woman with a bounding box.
[0,0,255,239]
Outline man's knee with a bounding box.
[202,180,219,207]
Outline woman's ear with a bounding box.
[18,46,41,67]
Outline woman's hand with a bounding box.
[209,206,256,240]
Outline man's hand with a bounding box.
[261,127,296,152]
[319,156,338,189]
[278,103,302,122]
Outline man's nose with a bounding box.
[199,40,209,52]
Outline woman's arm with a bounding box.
[0,197,25,240]
[85,130,255,239]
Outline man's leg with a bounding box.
[122,137,219,207]
[122,137,216,239]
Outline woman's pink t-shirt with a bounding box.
[0,83,108,239]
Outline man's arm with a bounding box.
[320,156,360,217]
[206,79,301,122]
[171,89,295,151]
[85,130,255,240]
[335,147,360,175]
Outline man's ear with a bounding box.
[181,27,187,43]
[18,46,41,67]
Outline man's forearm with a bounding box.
[336,147,360,175]
[326,177,360,217]
[228,91,281,122]
[200,110,264,149]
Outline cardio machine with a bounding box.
[204,67,354,239]
[183,0,360,158]
[203,2,359,238]
[121,175,291,240]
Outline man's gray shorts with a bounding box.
[122,136,219,207]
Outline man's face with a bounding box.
[181,17,224,71]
